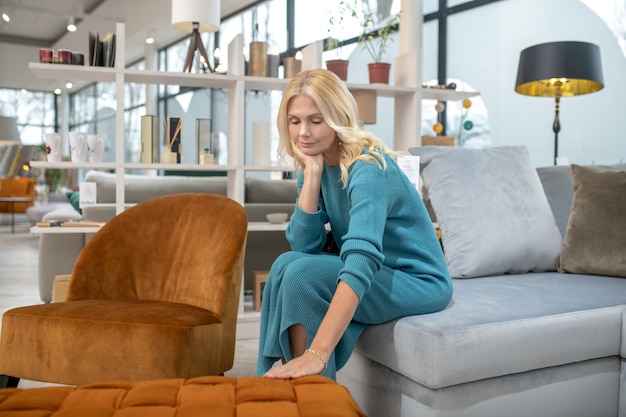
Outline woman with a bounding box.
[257,69,452,380]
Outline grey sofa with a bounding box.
[337,148,626,417]
[37,170,297,303]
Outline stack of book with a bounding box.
[89,31,116,67]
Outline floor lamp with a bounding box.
[514,41,604,165]
[171,0,221,73]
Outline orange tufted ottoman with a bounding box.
[0,375,365,417]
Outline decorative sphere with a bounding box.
[462,98,472,109]
[446,82,457,90]
[433,123,443,134]
[463,120,474,130]
[435,102,445,112]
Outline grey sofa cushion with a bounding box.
[84,171,228,203]
[537,163,626,238]
[42,208,83,222]
[409,145,562,278]
[536,165,574,237]
[84,171,298,205]
[245,177,297,203]
[354,272,626,389]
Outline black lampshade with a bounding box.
[515,41,604,97]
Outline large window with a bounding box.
[0,88,56,145]
[218,0,287,73]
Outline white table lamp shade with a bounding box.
[171,0,221,32]
[0,116,21,143]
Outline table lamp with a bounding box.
[171,0,221,73]
[515,41,604,165]
[0,116,21,144]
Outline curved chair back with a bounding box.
[68,193,248,320]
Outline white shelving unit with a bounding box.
[29,22,478,212]
[29,22,479,340]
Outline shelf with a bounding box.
[29,62,118,83]
[31,222,287,235]
[29,65,474,103]
[243,164,294,172]
[248,221,288,231]
[123,163,236,171]
[30,161,237,172]
[30,161,117,170]
[348,82,416,98]
[125,68,238,89]
[31,226,102,234]
[29,61,422,99]
[420,88,480,101]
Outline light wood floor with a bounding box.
[0,212,258,388]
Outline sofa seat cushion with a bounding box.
[355,273,626,389]
[0,300,224,385]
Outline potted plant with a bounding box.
[325,0,355,81]
[357,7,402,84]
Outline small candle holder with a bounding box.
[161,151,178,164]
[284,56,302,79]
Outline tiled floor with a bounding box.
[0,212,259,388]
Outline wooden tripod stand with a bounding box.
[182,22,212,73]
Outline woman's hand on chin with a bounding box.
[293,141,324,172]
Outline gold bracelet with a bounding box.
[304,348,327,372]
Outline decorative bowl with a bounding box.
[266,213,288,224]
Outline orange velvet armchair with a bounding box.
[0,193,248,387]
[0,177,35,213]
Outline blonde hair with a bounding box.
[277,69,395,187]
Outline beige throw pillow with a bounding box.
[557,165,626,277]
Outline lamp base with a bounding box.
[553,96,561,165]
[183,27,212,73]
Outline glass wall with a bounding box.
[0,88,56,145]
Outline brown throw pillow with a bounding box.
[557,165,626,277]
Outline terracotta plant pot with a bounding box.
[326,59,349,81]
[367,62,391,84]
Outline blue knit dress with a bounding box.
[256,152,453,379]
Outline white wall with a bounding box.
[0,43,54,92]
[351,0,626,167]
[447,0,626,166]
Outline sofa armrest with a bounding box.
[38,234,85,303]
[82,205,134,222]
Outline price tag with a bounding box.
[397,155,422,197]
[79,182,97,208]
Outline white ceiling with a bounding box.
[0,0,252,91]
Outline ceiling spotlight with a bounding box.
[67,17,77,32]
[145,36,154,45]
[1,12,9,23]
